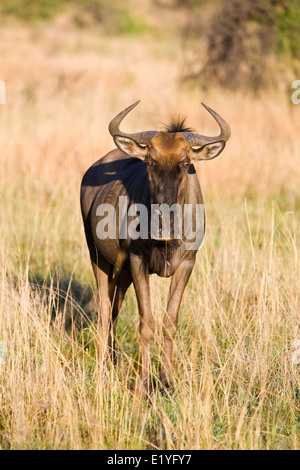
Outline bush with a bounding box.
[183,0,300,90]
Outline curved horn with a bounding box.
[182,103,231,147]
[109,100,158,145]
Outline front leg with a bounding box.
[130,253,155,394]
[160,257,196,388]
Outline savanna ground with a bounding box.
[0,0,300,450]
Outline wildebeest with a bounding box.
[80,101,230,392]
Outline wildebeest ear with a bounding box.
[114,136,148,158]
[189,141,225,161]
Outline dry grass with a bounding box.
[0,16,299,449]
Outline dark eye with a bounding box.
[183,161,189,168]
[146,160,153,167]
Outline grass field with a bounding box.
[0,8,300,449]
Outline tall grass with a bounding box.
[0,18,299,449]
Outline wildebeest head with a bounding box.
[109,101,231,240]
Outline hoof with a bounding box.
[159,372,174,391]
[136,378,154,398]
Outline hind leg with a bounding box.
[92,254,132,363]
[109,267,132,362]
[91,258,113,364]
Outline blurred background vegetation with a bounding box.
[0,0,152,34]
[1,0,300,90]
[182,0,300,90]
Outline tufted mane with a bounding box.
[163,116,194,134]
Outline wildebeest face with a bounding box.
[143,133,190,241]
[146,133,190,207]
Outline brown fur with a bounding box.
[149,133,190,165]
